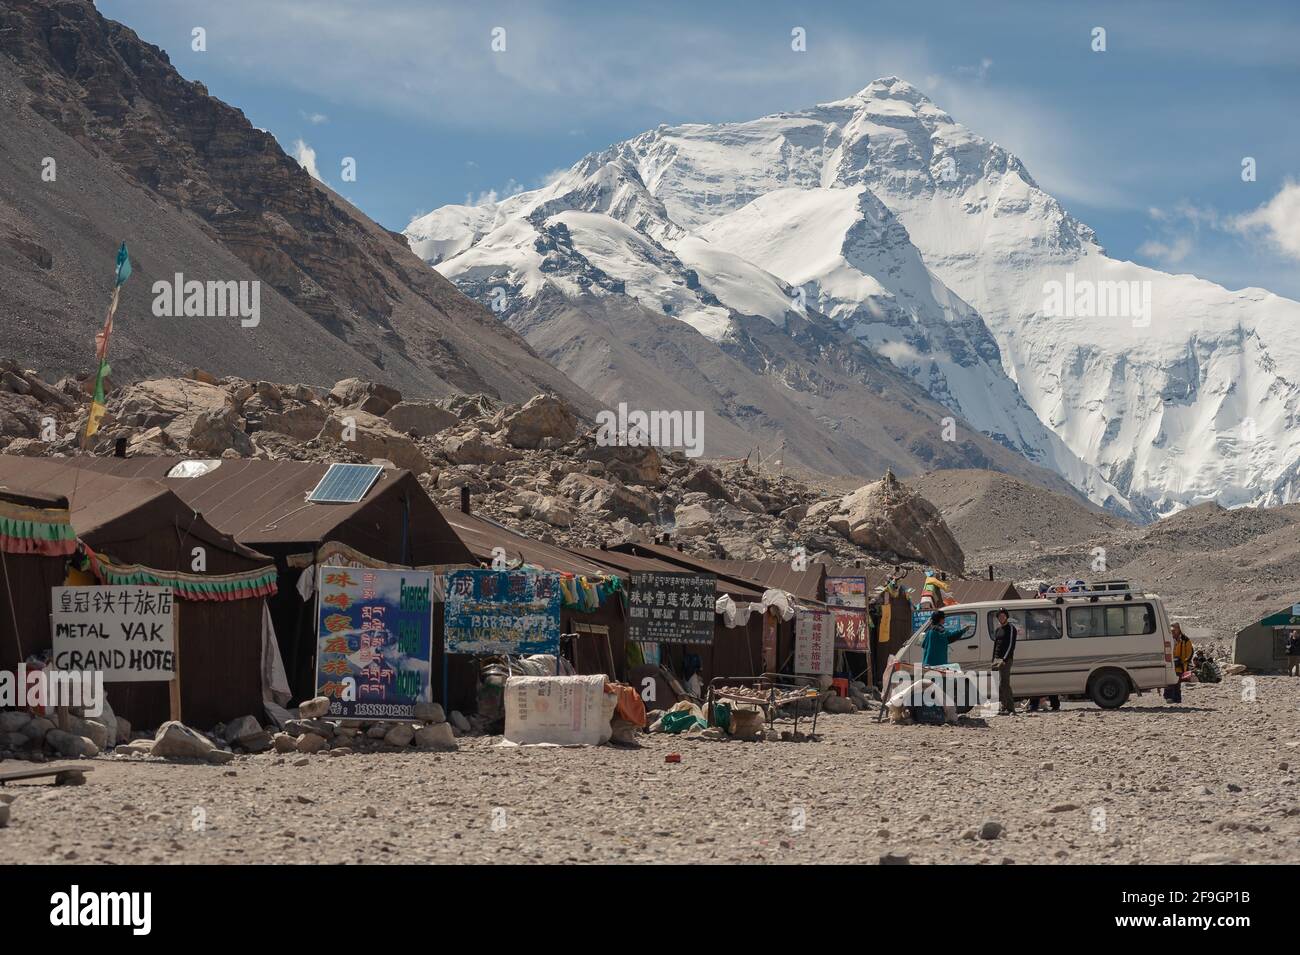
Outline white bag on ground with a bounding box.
[504,674,612,746]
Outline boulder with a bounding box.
[295,732,329,754]
[111,377,230,443]
[384,400,458,437]
[151,721,216,760]
[559,473,657,523]
[413,702,446,724]
[318,410,431,473]
[225,715,270,751]
[328,378,402,415]
[187,405,253,456]
[298,696,331,719]
[684,467,733,502]
[440,428,523,465]
[0,711,31,733]
[259,402,327,441]
[514,490,574,528]
[828,472,964,571]
[383,723,414,747]
[69,716,111,751]
[413,722,458,751]
[21,716,53,745]
[673,503,714,537]
[584,442,662,485]
[498,394,577,449]
[271,732,298,754]
[45,729,99,759]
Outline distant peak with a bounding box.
[855,76,931,104]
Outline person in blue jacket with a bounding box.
[921,610,965,667]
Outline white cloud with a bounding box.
[1232,181,1300,262]
[292,138,325,182]
[1137,236,1193,265]
[300,110,329,125]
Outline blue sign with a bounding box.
[314,567,433,720]
[443,569,562,657]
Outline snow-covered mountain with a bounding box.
[407,77,1300,517]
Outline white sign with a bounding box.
[795,609,834,676]
[51,586,176,682]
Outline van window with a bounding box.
[988,608,1062,641]
[1067,603,1156,638]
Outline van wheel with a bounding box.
[1088,670,1130,709]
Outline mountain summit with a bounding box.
[409,77,1300,517]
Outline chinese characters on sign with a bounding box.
[315,567,433,720]
[443,569,562,657]
[51,586,175,681]
[627,571,715,644]
[825,576,869,652]
[795,609,834,675]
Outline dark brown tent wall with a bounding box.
[0,457,276,730]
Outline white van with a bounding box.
[889,591,1177,709]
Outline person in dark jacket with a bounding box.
[1288,630,1300,677]
[991,608,1017,715]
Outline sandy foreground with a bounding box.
[3,678,1298,865]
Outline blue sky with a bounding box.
[99,0,1300,297]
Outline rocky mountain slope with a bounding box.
[410,77,1300,519]
[0,0,595,410]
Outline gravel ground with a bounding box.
[3,678,1298,865]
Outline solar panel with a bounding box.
[306,463,384,504]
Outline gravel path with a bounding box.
[3,678,1298,864]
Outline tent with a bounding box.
[0,456,279,729]
[66,456,474,701]
[1233,603,1300,671]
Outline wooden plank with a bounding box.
[0,763,96,785]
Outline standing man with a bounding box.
[992,608,1018,715]
[1287,629,1300,677]
[1165,623,1193,702]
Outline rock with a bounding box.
[205,749,235,765]
[822,694,855,714]
[413,722,457,750]
[450,710,472,734]
[21,716,53,745]
[960,828,978,840]
[2,731,29,750]
[384,400,458,437]
[978,820,1005,840]
[224,715,264,746]
[515,490,575,528]
[827,472,964,571]
[440,428,523,465]
[559,473,658,523]
[584,442,662,485]
[684,466,733,502]
[298,696,331,719]
[413,702,446,724]
[292,756,310,767]
[1044,802,1079,813]
[114,741,154,757]
[271,733,297,754]
[114,715,132,745]
[151,721,216,760]
[499,394,578,449]
[319,410,431,473]
[45,729,99,759]
[69,716,110,751]
[285,718,334,739]
[295,732,329,754]
[259,403,327,441]
[188,405,253,456]
[673,503,714,537]
[878,852,911,865]
[0,711,31,733]
[107,377,230,443]
[329,378,402,415]
[383,723,414,747]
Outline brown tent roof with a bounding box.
[440,507,610,577]
[58,456,471,564]
[0,456,269,566]
[568,546,765,601]
[710,558,826,602]
[610,540,817,604]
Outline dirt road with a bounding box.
[3,677,1297,864]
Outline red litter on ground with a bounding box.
[665,753,682,763]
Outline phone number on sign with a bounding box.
[334,703,414,718]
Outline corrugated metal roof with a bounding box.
[56,457,470,563]
[0,455,269,563]
[710,558,826,602]
[440,508,610,577]
[568,546,765,600]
